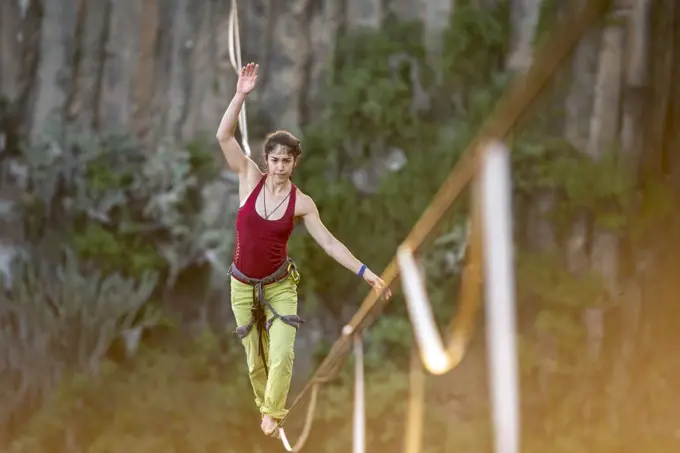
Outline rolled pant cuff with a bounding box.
[261,407,289,420]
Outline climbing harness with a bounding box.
[229,257,304,376]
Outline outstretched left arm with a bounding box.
[299,193,391,298]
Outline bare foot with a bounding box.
[261,415,279,438]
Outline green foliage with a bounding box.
[511,133,638,235]
[20,126,229,284]
[72,223,165,278]
[627,177,675,242]
[441,0,509,94]
[517,251,605,310]
[533,0,562,49]
[515,250,602,372]
[289,7,510,324]
[0,249,159,434]
[330,19,429,144]
[4,122,233,445]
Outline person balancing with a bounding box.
[216,62,392,437]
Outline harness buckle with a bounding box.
[287,261,300,285]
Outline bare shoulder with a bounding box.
[294,188,317,217]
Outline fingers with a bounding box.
[365,272,392,300]
[372,278,391,300]
[241,62,259,77]
[377,287,392,300]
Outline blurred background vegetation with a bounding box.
[1,0,679,452]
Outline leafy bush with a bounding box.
[2,124,234,444]
[0,250,158,440]
[20,126,230,286]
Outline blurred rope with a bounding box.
[227,0,251,157]
[281,0,612,426]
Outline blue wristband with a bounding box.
[358,264,366,277]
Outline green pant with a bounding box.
[230,274,299,420]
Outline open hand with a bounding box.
[363,269,392,300]
[236,62,259,95]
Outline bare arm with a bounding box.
[216,63,261,180]
[303,198,363,274]
[216,92,250,174]
[299,193,391,298]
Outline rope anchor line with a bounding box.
[227,0,251,157]
[396,180,483,377]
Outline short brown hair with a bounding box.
[263,130,302,160]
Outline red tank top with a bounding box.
[232,175,297,280]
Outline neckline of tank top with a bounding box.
[254,176,295,222]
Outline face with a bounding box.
[266,146,297,180]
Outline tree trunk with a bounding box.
[0,0,42,136]
[563,16,601,275]
[587,11,626,299]
[423,0,454,66]
[613,0,651,398]
[507,0,543,73]
[619,0,651,171]
[130,0,160,144]
[656,2,680,194]
[348,0,384,29]
[258,0,316,136]
[641,0,679,181]
[69,0,109,131]
[163,0,191,140]
[31,0,79,141]
[98,0,143,132]
[179,0,219,141]
[518,0,560,253]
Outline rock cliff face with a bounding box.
[0,0,453,146]
[0,0,675,309]
[0,0,456,380]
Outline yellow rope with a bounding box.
[281,0,612,431]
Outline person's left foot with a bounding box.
[261,414,279,438]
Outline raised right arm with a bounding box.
[216,92,252,175]
[215,63,261,184]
